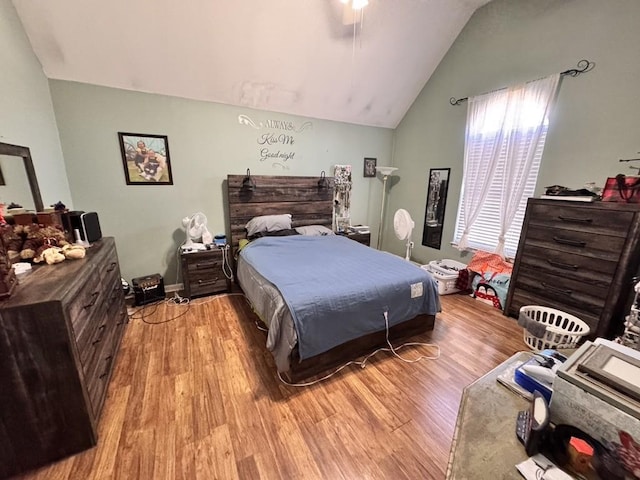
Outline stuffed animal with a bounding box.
[0,224,25,263]
[62,244,86,260]
[20,224,69,261]
[33,246,65,265]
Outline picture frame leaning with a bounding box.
[118,132,173,185]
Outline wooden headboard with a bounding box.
[227,174,335,254]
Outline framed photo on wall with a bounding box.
[422,168,450,249]
[363,157,377,178]
[118,132,173,185]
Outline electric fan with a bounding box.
[393,208,415,261]
[181,212,212,251]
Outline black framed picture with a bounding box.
[364,157,377,177]
[422,168,450,249]
[118,132,173,185]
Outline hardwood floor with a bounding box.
[16,293,526,480]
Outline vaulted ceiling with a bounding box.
[13,0,489,128]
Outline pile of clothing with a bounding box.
[455,250,513,310]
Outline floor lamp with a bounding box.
[376,166,398,250]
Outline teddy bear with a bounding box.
[33,246,65,265]
[62,244,86,260]
[20,224,69,261]
[0,224,25,263]
[33,244,86,265]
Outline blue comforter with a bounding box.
[240,235,440,360]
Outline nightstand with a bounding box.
[180,248,231,299]
[338,232,371,246]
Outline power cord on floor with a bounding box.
[129,292,247,325]
[276,310,440,387]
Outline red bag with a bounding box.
[602,174,640,203]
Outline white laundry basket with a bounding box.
[421,259,466,295]
[519,305,590,351]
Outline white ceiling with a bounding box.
[13,0,489,128]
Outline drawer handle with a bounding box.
[557,215,593,224]
[84,291,100,309]
[197,278,219,285]
[546,259,579,271]
[116,311,127,326]
[98,355,113,379]
[92,325,107,344]
[195,262,216,269]
[106,262,117,273]
[541,282,572,296]
[553,236,586,248]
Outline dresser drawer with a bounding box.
[513,267,608,312]
[184,252,223,272]
[524,226,625,261]
[528,203,634,237]
[188,273,228,297]
[85,320,118,418]
[509,289,599,333]
[519,244,617,287]
[69,272,110,359]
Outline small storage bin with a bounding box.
[421,264,460,295]
[519,305,590,351]
[429,259,467,276]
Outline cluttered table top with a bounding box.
[446,351,533,479]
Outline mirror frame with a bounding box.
[0,142,44,212]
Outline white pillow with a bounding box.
[245,214,292,237]
[295,225,334,236]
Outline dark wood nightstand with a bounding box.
[338,232,371,246]
[180,248,231,299]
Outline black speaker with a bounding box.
[132,274,165,306]
[69,211,102,243]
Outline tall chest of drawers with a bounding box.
[0,238,127,479]
[505,199,640,338]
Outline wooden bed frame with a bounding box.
[227,173,436,382]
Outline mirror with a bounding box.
[422,167,450,250]
[0,142,43,213]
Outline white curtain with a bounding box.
[456,89,508,250]
[457,73,560,255]
[496,74,560,257]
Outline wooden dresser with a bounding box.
[181,247,231,298]
[0,237,127,479]
[505,199,640,338]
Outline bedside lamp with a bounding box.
[376,166,398,250]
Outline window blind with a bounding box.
[453,128,547,258]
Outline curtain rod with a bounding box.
[448,59,594,106]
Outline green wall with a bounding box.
[0,1,71,208]
[389,0,640,264]
[49,80,394,284]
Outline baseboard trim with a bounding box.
[165,283,183,293]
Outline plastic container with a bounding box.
[619,309,640,351]
[421,264,460,295]
[618,283,640,351]
[429,259,467,276]
[519,305,590,351]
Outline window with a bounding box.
[453,74,560,258]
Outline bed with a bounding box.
[227,174,439,382]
